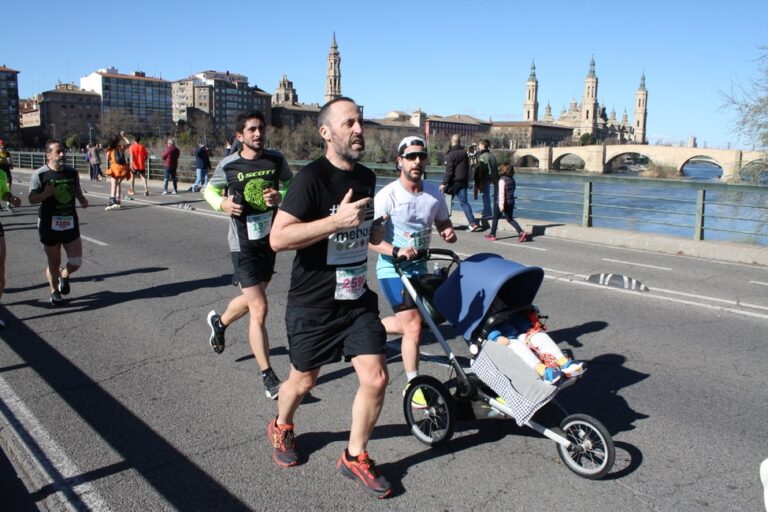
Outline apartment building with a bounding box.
[172,70,271,139]
[80,67,172,136]
[21,83,101,145]
[0,65,20,144]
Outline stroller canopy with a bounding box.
[433,253,544,340]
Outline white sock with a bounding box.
[406,371,419,382]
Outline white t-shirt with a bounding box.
[374,179,449,279]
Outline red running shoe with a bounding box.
[267,418,299,467]
[484,234,497,241]
[518,232,529,243]
[337,450,392,499]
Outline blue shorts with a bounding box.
[378,277,416,313]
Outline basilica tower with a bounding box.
[524,61,539,122]
[580,57,599,136]
[634,73,648,144]
[324,32,341,104]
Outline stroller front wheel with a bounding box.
[556,413,615,479]
[403,375,456,447]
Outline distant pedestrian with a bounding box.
[440,134,480,231]
[105,132,132,210]
[161,138,180,195]
[87,143,104,181]
[0,139,15,210]
[128,136,150,196]
[192,142,211,192]
[484,163,528,242]
[476,138,499,227]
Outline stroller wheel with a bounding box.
[556,413,615,479]
[403,376,456,447]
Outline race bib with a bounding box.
[327,218,373,265]
[394,226,432,250]
[246,212,272,240]
[51,215,74,231]
[335,263,367,301]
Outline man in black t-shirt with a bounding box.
[267,97,392,498]
[204,111,292,399]
[28,140,89,305]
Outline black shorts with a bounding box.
[231,250,275,288]
[285,290,386,372]
[38,220,80,247]
[131,169,146,176]
[0,222,4,237]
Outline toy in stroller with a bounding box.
[393,249,615,479]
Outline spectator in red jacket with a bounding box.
[161,139,180,195]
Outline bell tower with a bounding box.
[324,32,341,104]
[523,60,539,122]
[580,57,599,136]
[634,73,648,144]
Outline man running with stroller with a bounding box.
[371,136,456,402]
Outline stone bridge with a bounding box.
[512,144,765,181]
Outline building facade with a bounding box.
[21,83,101,146]
[80,67,172,137]
[172,70,271,139]
[0,65,20,145]
[423,114,491,141]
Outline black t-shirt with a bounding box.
[29,164,81,227]
[279,156,377,308]
[209,150,292,253]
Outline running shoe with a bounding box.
[518,232,529,243]
[206,310,226,354]
[262,370,281,400]
[468,223,481,232]
[336,450,392,499]
[161,191,169,195]
[58,273,70,295]
[402,384,427,409]
[144,191,150,196]
[49,291,63,306]
[171,190,177,195]
[484,234,497,241]
[267,417,299,467]
[561,359,586,378]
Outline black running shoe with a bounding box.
[58,274,70,295]
[262,370,281,400]
[50,291,63,306]
[206,310,226,354]
[337,450,392,499]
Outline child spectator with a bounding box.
[484,163,529,242]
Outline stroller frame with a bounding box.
[394,248,615,479]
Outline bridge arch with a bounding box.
[552,152,586,171]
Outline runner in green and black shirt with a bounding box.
[203,111,292,399]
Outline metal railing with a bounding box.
[12,152,768,245]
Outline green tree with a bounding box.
[580,133,597,146]
[65,133,81,151]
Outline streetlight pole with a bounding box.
[88,124,93,144]
[50,123,56,139]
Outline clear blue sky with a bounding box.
[6,0,766,149]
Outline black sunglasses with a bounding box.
[402,152,428,161]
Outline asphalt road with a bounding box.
[0,175,766,511]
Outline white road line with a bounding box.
[750,280,768,287]
[81,236,109,247]
[601,258,672,270]
[0,376,111,511]
[497,241,547,251]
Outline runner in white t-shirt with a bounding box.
[370,136,456,399]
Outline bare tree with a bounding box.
[722,45,768,151]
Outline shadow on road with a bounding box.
[0,308,251,510]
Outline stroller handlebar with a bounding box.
[392,248,462,276]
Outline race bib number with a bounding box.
[394,226,432,250]
[335,264,367,301]
[51,215,74,231]
[246,213,272,240]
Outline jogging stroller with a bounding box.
[395,249,615,479]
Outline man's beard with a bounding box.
[331,136,365,164]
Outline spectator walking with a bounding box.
[440,134,480,231]
[476,138,499,227]
[161,139,180,195]
[128,136,150,196]
[87,143,104,181]
[192,142,211,192]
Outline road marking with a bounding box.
[497,241,547,251]
[81,236,109,247]
[750,281,768,287]
[0,376,111,511]
[601,258,672,270]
